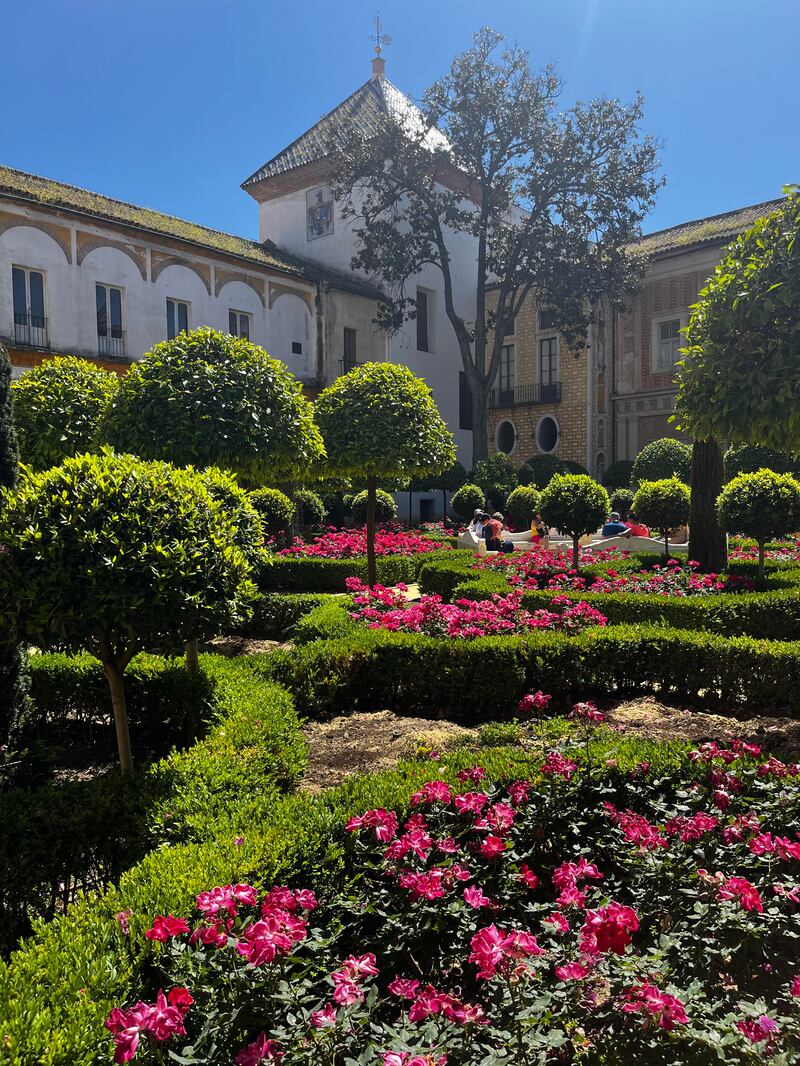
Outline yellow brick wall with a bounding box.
[485,290,589,468]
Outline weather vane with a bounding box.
[371,12,391,57]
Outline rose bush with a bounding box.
[108,718,800,1064]
[279,529,452,560]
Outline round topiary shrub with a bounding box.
[199,468,265,568]
[631,438,692,487]
[249,487,295,538]
[505,485,541,527]
[518,454,562,489]
[12,356,118,469]
[451,483,486,521]
[717,469,800,580]
[610,488,635,521]
[470,454,518,509]
[724,444,800,481]
[560,459,588,476]
[351,488,397,525]
[294,488,326,527]
[540,474,610,568]
[632,478,691,558]
[602,459,634,489]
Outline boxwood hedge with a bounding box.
[258,548,468,593]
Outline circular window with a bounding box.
[536,416,559,453]
[495,419,517,455]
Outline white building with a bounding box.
[0,55,476,511]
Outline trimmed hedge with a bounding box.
[259,548,462,592]
[1,735,695,1065]
[242,591,338,639]
[0,654,306,967]
[260,606,800,717]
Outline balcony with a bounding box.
[488,382,562,409]
[98,330,127,359]
[14,312,49,350]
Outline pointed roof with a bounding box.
[242,74,445,190]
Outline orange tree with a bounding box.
[314,363,455,584]
[0,451,253,774]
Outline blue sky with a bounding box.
[3,0,797,240]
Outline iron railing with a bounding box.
[98,329,126,359]
[488,382,562,409]
[13,312,49,350]
[338,357,363,376]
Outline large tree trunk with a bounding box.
[688,439,727,572]
[102,659,134,775]
[470,384,491,464]
[367,474,377,587]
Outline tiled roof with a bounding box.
[0,165,383,299]
[633,197,785,256]
[242,75,445,187]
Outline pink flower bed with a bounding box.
[345,577,607,637]
[730,537,800,564]
[109,721,800,1063]
[479,548,754,596]
[279,528,450,559]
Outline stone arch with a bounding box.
[76,234,146,279]
[269,283,314,316]
[215,269,266,306]
[151,254,210,293]
[0,214,71,262]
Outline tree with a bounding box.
[352,488,397,524]
[102,328,324,484]
[540,474,610,569]
[249,488,295,539]
[630,438,691,487]
[632,478,690,559]
[601,459,634,490]
[717,470,800,581]
[12,356,118,469]
[518,454,562,489]
[724,444,800,481]
[315,363,455,584]
[439,461,468,519]
[451,483,486,521]
[293,488,326,528]
[471,453,518,510]
[674,190,800,569]
[329,29,661,462]
[0,452,254,774]
[505,485,541,527]
[688,440,727,572]
[0,342,28,754]
[610,488,634,521]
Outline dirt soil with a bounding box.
[202,635,288,657]
[300,697,800,793]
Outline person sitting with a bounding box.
[530,514,549,549]
[625,511,650,538]
[468,508,485,537]
[484,511,505,552]
[601,511,631,538]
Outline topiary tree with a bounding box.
[610,487,635,521]
[561,459,589,476]
[0,343,29,754]
[717,470,800,581]
[0,451,254,774]
[540,474,610,569]
[439,461,468,519]
[674,190,800,571]
[632,478,691,559]
[12,356,118,470]
[200,468,264,567]
[101,328,324,484]
[451,483,486,521]
[249,487,295,539]
[631,438,692,487]
[724,444,800,481]
[602,459,634,490]
[505,485,541,528]
[315,363,455,584]
[518,454,562,489]
[293,488,326,528]
[471,453,518,510]
[352,488,397,525]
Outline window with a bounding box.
[539,308,558,330]
[343,327,357,370]
[96,283,125,357]
[291,341,303,356]
[502,313,516,338]
[536,415,559,453]
[228,310,251,340]
[459,371,473,431]
[12,266,47,348]
[495,419,517,455]
[539,336,559,386]
[652,317,683,373]
[166,298,189,340]
[416,288,430,352]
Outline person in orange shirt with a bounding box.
[625,510,650,538]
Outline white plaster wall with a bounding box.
[79,246,149,359]
[215,278,267,342]
[0,224,78,353]
[152,263,213,340]
[323,288,385,376]
[267,292,313,379]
